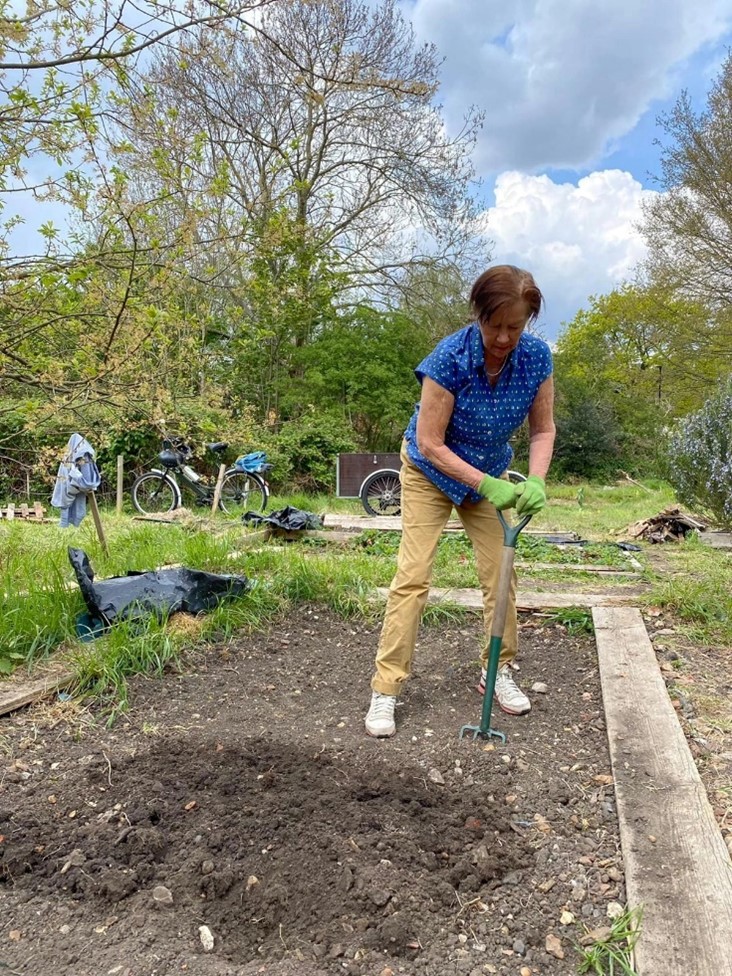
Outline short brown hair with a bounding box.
[469,265,543,326]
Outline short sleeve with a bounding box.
[414,337,461,394]
[536,340,553,384]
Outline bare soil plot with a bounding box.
[1,610,624,976]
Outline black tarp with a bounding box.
[242,506,323,531]
[69,547,251,628]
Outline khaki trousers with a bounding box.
[371,444,518,697]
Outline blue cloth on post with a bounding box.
[59,492,89,528]
[51,434,101,527]
[404,324,553,505]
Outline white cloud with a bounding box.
[481,169,659,337]
[405,0,732,170]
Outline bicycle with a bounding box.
[131,438,271,518]
[359,467,527,517]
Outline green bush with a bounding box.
[552,387,623,480]
[667,377,732,527]
[264,410,357,492]
[0,393,358,502]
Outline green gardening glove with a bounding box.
[515,475,547,516]
[477,474,518,510]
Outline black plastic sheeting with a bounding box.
[242,506,324,531]
[68,547,251,629]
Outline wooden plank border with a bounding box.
[593,606,732,975]
[0,669,75,718]
[514,561,640,576]
[323,514,580,541]
[701,531,732,550]
[375,585,635,610]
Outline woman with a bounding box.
[365,265,555,738]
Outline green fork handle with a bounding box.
[497,509,533,548]
[472,510,532,739]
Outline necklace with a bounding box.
[485,361,506,378]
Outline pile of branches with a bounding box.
[626,506,707,543]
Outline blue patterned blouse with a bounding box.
[404,323,553,505]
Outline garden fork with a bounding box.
[459,509,532,744]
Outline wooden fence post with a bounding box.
[211,464,227,516]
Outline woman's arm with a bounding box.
[527,376,556,480]
[416,377,485,490]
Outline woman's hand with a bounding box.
[477,474,518,510]
[515,475,546,515]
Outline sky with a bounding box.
[400,0,732,340]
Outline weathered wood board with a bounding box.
[0,668,75,717]
[323,514,579,542]
[375,586,635,610]
[593,606,732,975]
[700,531,732,549]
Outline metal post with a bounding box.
[116,455,124,515]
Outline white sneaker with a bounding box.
[365,691,397,737]
[480,665,531,715]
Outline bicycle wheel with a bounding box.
[131,472,179,515]
[220,470,268,517]
[360,469,401,516]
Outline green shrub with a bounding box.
[667,377,732,527]
[266,410,357,492]
[553,390,623,480]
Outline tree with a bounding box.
[552,284,727,474]
[293,306,433,450]
[641,51,732,373]
[552,377,623,479]
[2,0,478,414]
[0,1,282,278]
[122,0,483,296]
[0,0,280,408]
[396,262,475,347]
[555,284,721,420]
[132,0,480,287]
[219,209,345,424]
[105,0,485,428]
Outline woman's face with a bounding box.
[480,301,530,363]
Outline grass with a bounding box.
[516,535,633,567]
[268,490,357,514]
[576,905,642,975]
[534,480,676,539]
[1,477,729,713]
[646,534,732,645]
[544,608,595,635]
[0,509,390,714]
[352,525,640,592]
[69,614,183,723]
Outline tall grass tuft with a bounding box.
[648,536,732,644]
[68,614,182,722]
[1,559,79,672]
[270,552,377,617]
[576,905,642,975]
